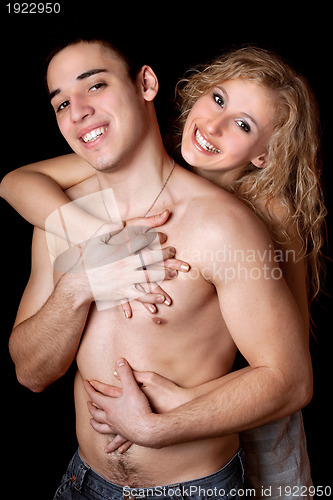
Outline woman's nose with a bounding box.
[206,114,226,136]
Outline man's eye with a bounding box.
[57,100,70,112]
[89,83,105,92]
[236,120,251,133]
[213,93,225,108]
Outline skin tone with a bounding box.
[82,78,310,453]
[47,44,191,316]
[5,44,311,486]
[181,78,275,185]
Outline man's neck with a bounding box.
[96,150,173,221]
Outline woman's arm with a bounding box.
[0,153,95,231]
[0,153,129,243]
[1,156,191,316]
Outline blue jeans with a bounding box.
[53,449,245,499]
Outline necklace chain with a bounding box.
[142,159,175,217]
[99,159,176,221]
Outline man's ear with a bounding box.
[251,151,268,169]
[138,65,159,101]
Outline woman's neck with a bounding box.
[192,164,248,190]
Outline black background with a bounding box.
[1,3,332,498]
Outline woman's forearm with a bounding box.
[1,169,71,229]
[184,366,252,402]
[1,168,120,242]
[0,154,97,237]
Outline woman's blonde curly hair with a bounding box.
[174,46,327,300]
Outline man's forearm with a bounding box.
[138,364,312,449]
[9,273,91,392]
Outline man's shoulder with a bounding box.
[175,168,256,225]
[174,166,236,214]
[175,169,270,250]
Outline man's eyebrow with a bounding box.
[76,68,108,80]
[49,69,108,101]
[49,88,60,101]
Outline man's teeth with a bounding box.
[195,129,221,153]
[82,127,107,143]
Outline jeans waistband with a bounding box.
[67,448,244,499]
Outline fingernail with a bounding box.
[148,304,156,313]
[170,270,178,278]
[164,297,172,306]
[180,263,190,272]
[156,295,165,303]
[117,359,126,367]
[124,310,130,319]
[113,370,119,378]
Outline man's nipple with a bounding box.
[152,316,166,325]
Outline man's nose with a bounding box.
[70,95,94,122]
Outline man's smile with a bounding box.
[78,124,109,146]
[81,126,108,144]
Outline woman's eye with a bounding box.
[236,119,251,133]
[213,93,225,108]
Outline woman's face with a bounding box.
[181,78,276,183]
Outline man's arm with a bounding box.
[9,211,190,393]
[8,227,92,393]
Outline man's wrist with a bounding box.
[136,413,170,449]
[57,272,93,309]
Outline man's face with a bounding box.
[47,42,147,172]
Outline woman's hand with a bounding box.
[52,209,190,314]
[133,371,192,413]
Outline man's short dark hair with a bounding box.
[44,32,144,87]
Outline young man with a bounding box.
[8,39,312,499]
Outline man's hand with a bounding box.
[85,359,157,453]
[84,382,133,454]
[85,365,192,454]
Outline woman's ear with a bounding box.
[251,151,268,169]
[138,65,159,101]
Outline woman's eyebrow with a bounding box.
[242,112,258,127]
[216,85,258,128]
[216,85,229,102]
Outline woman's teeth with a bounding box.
[82,127,107,143]
[195,129,221,153]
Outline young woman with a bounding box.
[170,46,326,498]
[1,46,326,498]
